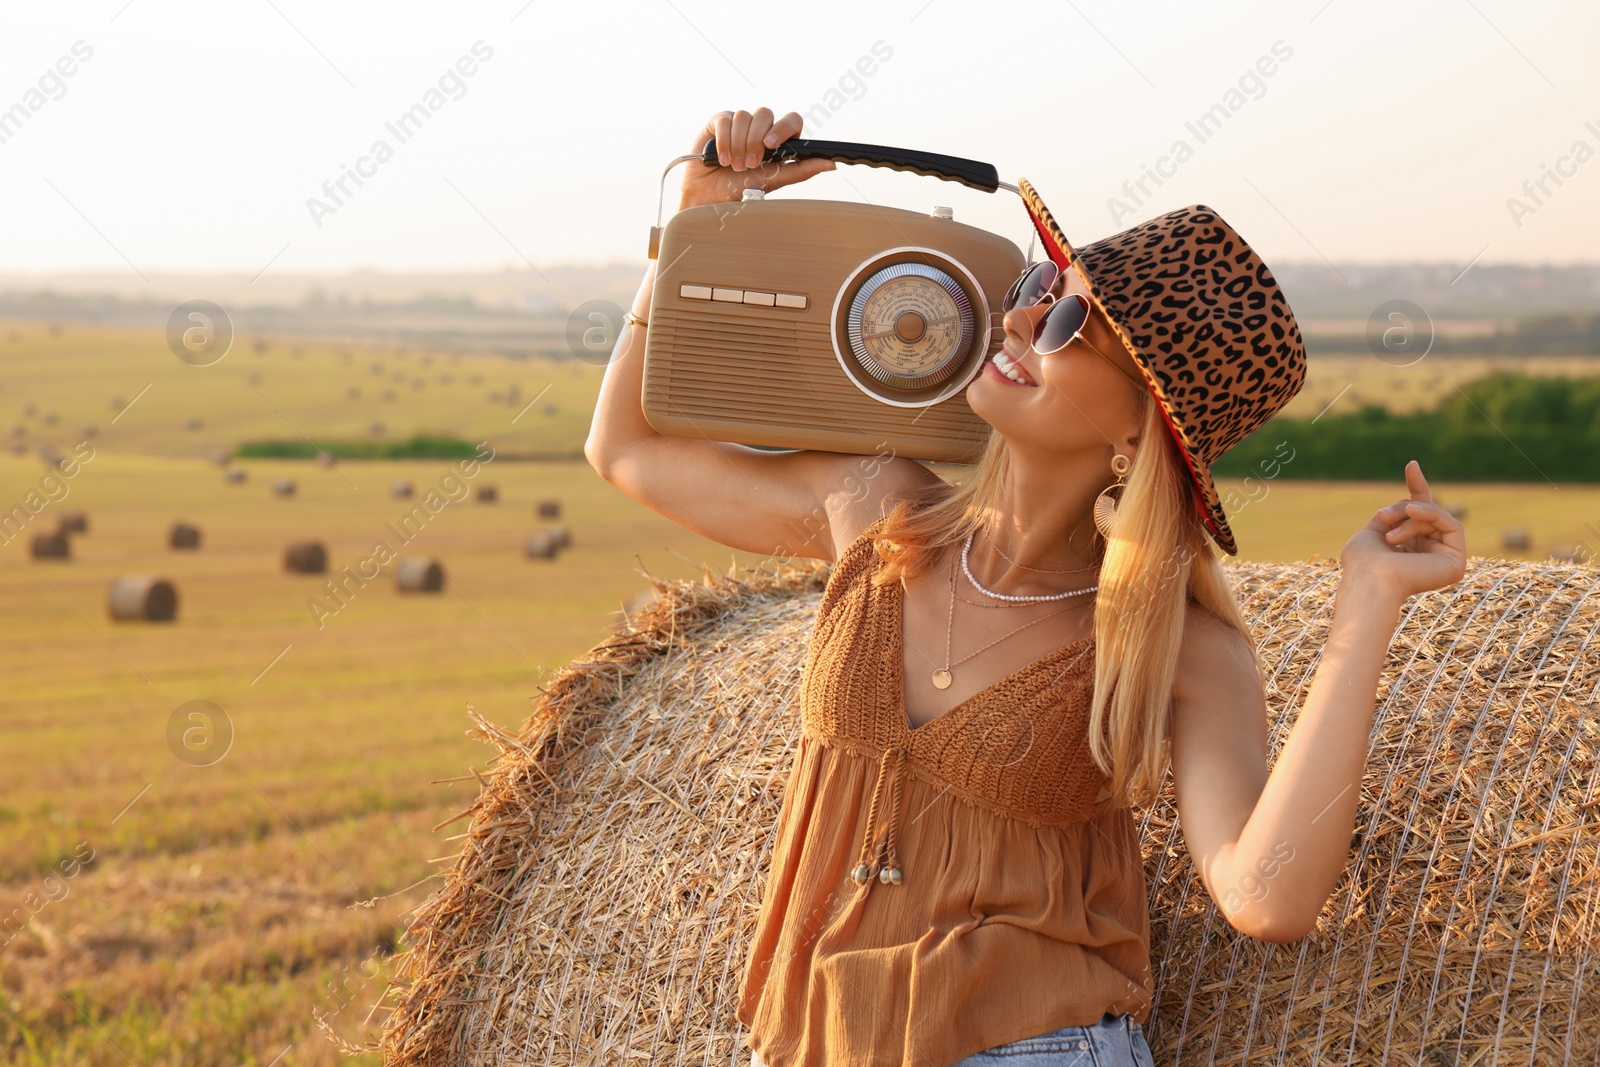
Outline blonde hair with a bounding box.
[867,385,1263,809]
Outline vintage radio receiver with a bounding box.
[642,139,1031,465]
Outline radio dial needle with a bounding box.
[860,315,958,342]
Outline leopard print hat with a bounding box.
[1018,178,1307,557]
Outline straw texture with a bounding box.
[361,554,1600,1066]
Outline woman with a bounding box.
[585,108,1467,1067]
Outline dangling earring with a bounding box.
[1093,451,1133,539]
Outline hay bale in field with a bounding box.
[30,532,70,560]
[536,498,562,519]
[283,541,327,574]
[523,531,561,559]
[169,522,201,550]
[392,480,415,499]
[1502,527,1531,552]
[107,576,177,621]
[363,557,1600,1066]
[273,478,297,496]
[225,467,247,484]
[476,485,498,503]
[544,525,571,549]
[395,557,444,593]
[57,511,88,534]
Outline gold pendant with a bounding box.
[931,668,952,689]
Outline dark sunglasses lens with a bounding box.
[1035,294,1090,353]
[1004,261,1057,312]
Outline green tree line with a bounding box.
[1214,372,1600,481]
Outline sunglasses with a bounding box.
[1000,260,1147,388]
[1001,260,1090,355]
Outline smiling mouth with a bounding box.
[989,349,1038,387]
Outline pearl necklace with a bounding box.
[960,530,1098,603]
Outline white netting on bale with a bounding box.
[358,555,1600,1066]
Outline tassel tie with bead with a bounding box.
[851,745,908,889]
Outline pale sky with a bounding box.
[0,0,1596,280]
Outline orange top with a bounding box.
[737,515,1154,1067]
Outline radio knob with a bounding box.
[742,189,766,201]
[931,205,953,219]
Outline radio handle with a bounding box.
[647,140,1022,258]
[699,137,1002,193]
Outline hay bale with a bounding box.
[30,532,70,560]
[225,468,247,484]
[523,532,560,559]
[107,576,177,621]
[362,556,1600,1066]
[394,557,444,593]
[273,478,297,497]
[536,498,562,519]
[476,485,498,503]
[392,480,415,499]
[283,541,327,574]
[1502,527,1531,552]
[543,525,571,549]
[57,511,88,534]
[169,522,201,550]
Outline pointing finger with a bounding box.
[1406,459,1433,504]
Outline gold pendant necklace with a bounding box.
[931,549,1081,689]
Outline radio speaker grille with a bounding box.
[645,307,990,462]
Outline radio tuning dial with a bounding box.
[840,259,978,394]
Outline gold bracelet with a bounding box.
[624,310,649,329]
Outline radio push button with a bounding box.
[711,288,744,303]
[679,285,713,300]
[774,293,808,309]
[743,291,777,307]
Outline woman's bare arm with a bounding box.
[1170,460,1467,942]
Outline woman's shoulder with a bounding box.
[1173,598,1258,703]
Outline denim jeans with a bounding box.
[953,1013,1154,1066]
[749,1013,1155,1067]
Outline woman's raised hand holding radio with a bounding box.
[678,107,837,211]
[584,105,932,564]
